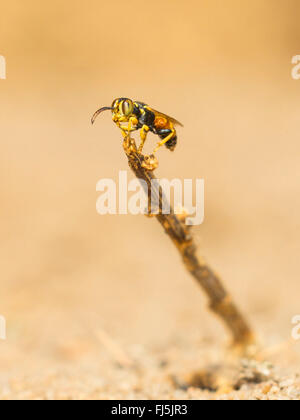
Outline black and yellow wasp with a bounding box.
[91,98,183,153]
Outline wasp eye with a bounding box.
[120,99,133,116]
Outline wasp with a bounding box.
[91,98,183,153]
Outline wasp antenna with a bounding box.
[91,107,113,124]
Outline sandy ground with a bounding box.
[1,326,300,400]
[1,0,300,400]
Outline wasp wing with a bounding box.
[147,107,184,127]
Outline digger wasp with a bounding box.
[91,98,183,153]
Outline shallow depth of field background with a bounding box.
[0,0,300,396]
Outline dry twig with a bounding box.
[123,136,254,348]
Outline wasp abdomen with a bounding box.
[157,128,177,151]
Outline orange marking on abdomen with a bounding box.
[154,116,170,130]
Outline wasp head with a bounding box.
[91,98,134,124]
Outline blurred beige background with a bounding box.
[0,0,300,398]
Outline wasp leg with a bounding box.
[138,125,150,153]
[153,128,176,153]
[116,116,138,138]
[120,129,128,138]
